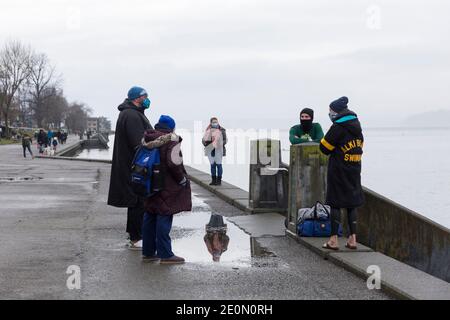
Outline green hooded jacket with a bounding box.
[289,123,324,144]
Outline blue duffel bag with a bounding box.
[297,202,343,237]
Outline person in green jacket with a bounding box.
[22,133,34,159]
[289,108,324,144]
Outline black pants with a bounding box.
[331,207,357,236]
[23,145,33,158]
[126,200,145,241]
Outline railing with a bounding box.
[97,132,110,149]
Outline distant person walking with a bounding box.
[61,131,67,144]
[141,115,192,264]
[52,137,58,152]
[47,129,53,145]
[289,108,324,145]
[108,86,152,250]
[202,117,227,186]
[320,96,364,251]
[22,134,34,159]
[37,129,47,154]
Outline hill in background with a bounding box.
[405,110,450,127]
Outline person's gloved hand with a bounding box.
[301,134,312,141]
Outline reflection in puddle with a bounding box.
[204,214,229,262]
[171,194,276,268]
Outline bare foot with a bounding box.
[347,234,357,246]
[323,241,339,250]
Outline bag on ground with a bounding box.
[297,201,342,237]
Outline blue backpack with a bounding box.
[130,146,163,198]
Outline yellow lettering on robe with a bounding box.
[344,154,362,162]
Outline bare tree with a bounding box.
[44,87,69,128]
[65,102,92,133]
[16,85,33,127]
[29,52,60,127]
[0,40,32,137]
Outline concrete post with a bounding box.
[249,139,289,213]
[286,143,328,235]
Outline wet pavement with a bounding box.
[0,141,391,299]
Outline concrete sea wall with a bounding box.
[283,143,450,282]
[358,187,450,282]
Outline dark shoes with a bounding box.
[143,255,186,264]
[142,255,160,262]
[160,255,185,265]
[209,176,222,186]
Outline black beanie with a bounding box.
[300,108,314,120]
[330,96,349,113]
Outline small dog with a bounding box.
[43,147,55,156]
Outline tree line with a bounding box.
[0,40,92,138]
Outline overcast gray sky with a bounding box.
[1,0,449,128]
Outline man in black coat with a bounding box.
[37,129,48,153]
[320,96,364,251]
[108,86,152,250]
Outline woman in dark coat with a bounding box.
[141,115,192,265]
[320,96,364,251]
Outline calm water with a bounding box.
[76,135,116,160]
[80,129,450,229]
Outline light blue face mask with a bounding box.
[329,112,338,122]
[142,98,151,109]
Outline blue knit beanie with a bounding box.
[156,115,176,130]
[330,96,349,113]
[127,86,148,100]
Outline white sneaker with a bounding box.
[127,240,142,251]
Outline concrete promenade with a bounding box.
[187,167,450,300]
[0,139,391,300]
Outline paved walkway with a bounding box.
[0,143,390,299]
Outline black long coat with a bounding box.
[320,110,365,209]
[107,100,152,208]
[142,129,192,215]
[37,131,47,146]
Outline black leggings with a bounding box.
[331,207,357,236]
[23,145,33,157]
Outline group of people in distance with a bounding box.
[21,128,67,159]
[107,86,364,265]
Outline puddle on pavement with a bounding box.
[90,192,279,268]
[170,193,277,268]
[0,176,43,182]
